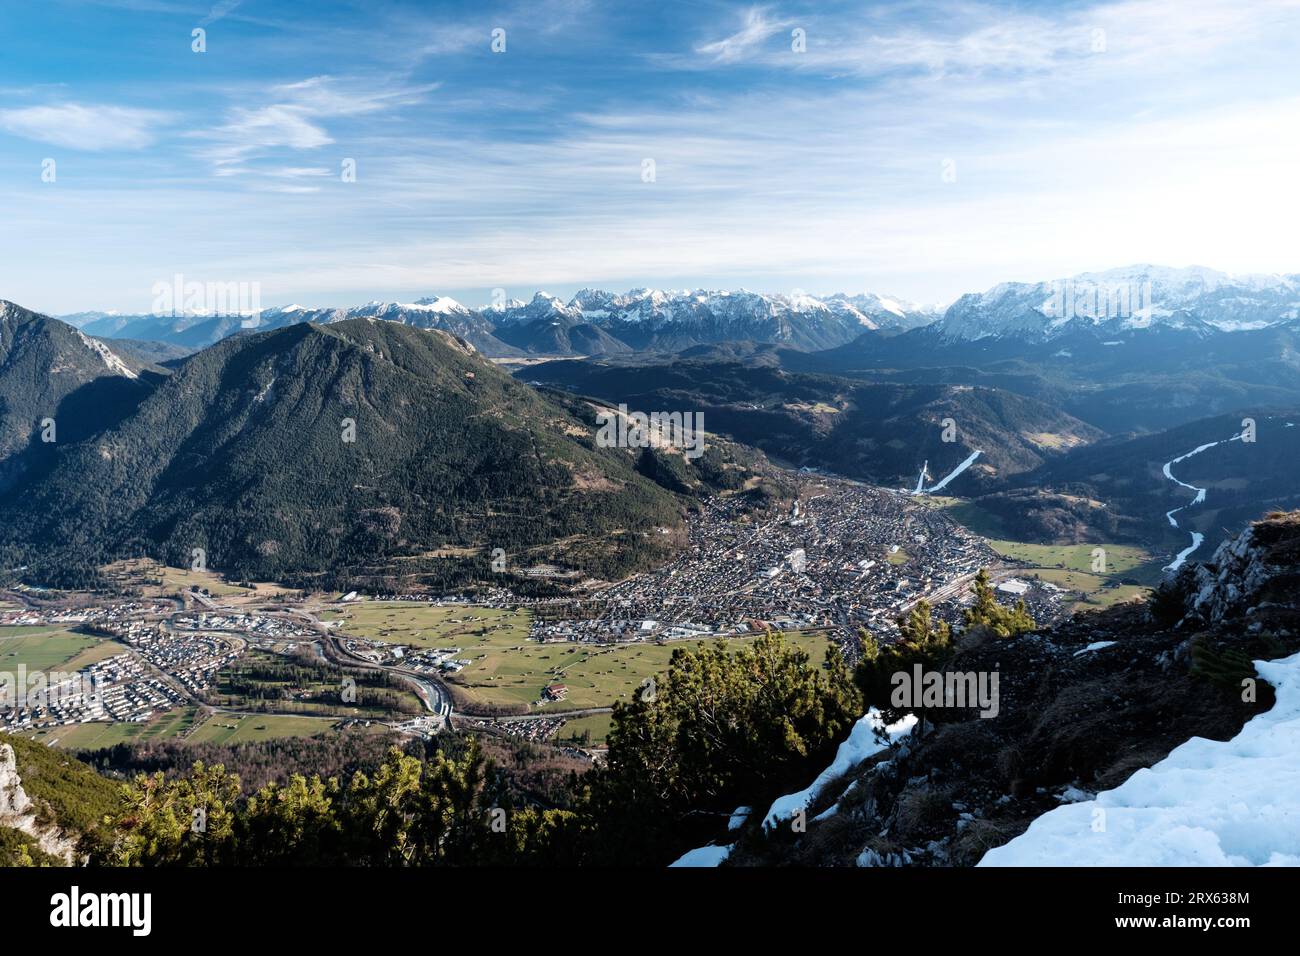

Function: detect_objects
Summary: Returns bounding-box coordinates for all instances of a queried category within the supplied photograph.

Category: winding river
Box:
[1161,428,1247,572]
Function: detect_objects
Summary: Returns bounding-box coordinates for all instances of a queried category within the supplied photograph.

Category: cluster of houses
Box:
[0,600,172,628]
[174,612,315,640]
[88,617,245,697]
[0,652,185,732]
[396,645,473,675]
[456,714,568,744]
[523,481,997,646]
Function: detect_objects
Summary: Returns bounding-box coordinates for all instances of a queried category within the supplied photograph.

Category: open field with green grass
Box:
[924,496,1009,538]
[0,626,110,673]
[61,640,129,671]
[924,497,1161,611]
[188,712,341,744]
[24,706,198,750]
[555,713,613,746]
[448,627,833,712]
[1023,569,1151,611]
[321,603,531,649]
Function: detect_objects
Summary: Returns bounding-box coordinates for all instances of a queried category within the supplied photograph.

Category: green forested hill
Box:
[0,315,711,585]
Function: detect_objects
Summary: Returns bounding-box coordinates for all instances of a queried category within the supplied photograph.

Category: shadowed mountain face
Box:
[775,316,1300,434]
[522,356,1102,492]
[0,313,716,585]
[491,313,632,356]
[982,412,1300,549]
[0,301,156,490]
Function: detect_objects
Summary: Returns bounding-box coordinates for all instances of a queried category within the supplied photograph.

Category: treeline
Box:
[855,569,1034,731]
[89,632,863,867]
[78,730,418,793]
[208,654,422,717]
[57,578,1039,867]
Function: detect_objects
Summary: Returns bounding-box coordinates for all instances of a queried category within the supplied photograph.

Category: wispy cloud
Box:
[686,0,1297,80]
[4,0,1300,313]
[695,5,791,63]
[194,75,438,173]
[0,102,170,150]
[198,0,241,27]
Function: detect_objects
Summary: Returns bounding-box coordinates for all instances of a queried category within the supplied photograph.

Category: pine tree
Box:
[963,568,1035,638]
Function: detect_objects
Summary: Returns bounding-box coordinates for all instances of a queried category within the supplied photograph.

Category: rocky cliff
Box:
[727,510,1300,866]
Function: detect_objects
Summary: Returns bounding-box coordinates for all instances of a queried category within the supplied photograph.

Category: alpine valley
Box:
[3,262,1299,874]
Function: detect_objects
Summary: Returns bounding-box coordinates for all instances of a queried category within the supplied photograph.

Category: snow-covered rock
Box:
[979,651,1300,866]
[668,843,733,867]
[763,709,916,829]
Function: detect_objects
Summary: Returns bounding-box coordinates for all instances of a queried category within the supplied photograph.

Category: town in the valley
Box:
[0,475,1074,752]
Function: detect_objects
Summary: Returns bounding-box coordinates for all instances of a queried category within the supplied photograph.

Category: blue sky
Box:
[2,0,1299,314]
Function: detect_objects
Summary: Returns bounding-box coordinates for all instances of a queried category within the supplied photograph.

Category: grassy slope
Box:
[925,495,1161,610]
[0,732,120,844]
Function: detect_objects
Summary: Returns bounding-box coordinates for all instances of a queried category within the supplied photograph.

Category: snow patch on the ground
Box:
[668,843,733,867]
[1073,641,1116,657]
[76,330,138,379]
[919,451,982,495]
[980,651,1300,866]
[763,708,916,829]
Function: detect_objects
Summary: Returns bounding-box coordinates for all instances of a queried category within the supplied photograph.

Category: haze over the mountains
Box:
[60,264,1300,359]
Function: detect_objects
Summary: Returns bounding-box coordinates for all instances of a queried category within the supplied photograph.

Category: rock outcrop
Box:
[0,742,79,864]
[726,510,1300,867]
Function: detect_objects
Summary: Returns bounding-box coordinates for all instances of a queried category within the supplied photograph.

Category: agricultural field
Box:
[449,627,833,713]
[25,706,198,750]
[321,602,531,649]
[555,713,613,746]
[924,497,1161,611]
[0,626,112,673]
[188,712,341,745]
[982,540,1153,576]
[1024,569,1151,612]
[323,600,834,714]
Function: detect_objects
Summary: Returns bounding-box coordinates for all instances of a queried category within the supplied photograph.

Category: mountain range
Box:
[6,261,1300,584]
[61,265,1300,362]
[66,286,941,357]
[930,264,1300,342]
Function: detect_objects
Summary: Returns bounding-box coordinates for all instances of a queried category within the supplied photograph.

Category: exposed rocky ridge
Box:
[727,510,1300,867]
[1179,511,1300,625]
[0,743,79,864]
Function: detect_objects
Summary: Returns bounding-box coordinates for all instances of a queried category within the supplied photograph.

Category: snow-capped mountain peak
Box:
[414,295,464,309]
[935,264,1300,342]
